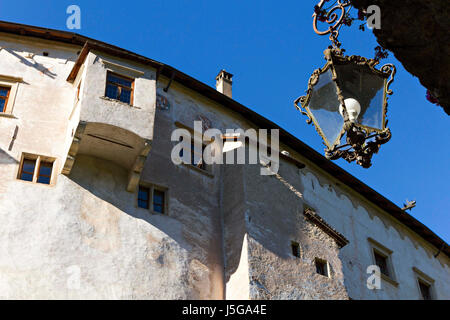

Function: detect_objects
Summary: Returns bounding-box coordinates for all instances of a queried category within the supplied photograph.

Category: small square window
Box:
[138,184,168,215]
[18,154,54,185]
[105,71,134,105]
[291,242,300,258]
[315,258,329,277]
[0,86,11,113]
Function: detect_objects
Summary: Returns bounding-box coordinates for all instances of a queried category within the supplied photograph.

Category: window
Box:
[291,242,300,258]
[137,184,167,214]
[315,258,329,277]
[190,140,206,170]
[37,161,53,184]
[138,186,150,209]
[413,267,435,300]
[418,280,432,300]
[179,137,207,170]
[0,75,21,116]
[18,154,55,185]
[20,159,36,182]
[373,250,390,277]
[368,237,398,286]
[0,86,10,113]
[105,71,134,104]
[173,122,214,175]
[153,189,165,214]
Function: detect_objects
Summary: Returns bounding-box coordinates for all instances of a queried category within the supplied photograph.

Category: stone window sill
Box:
[135,205,168,216]
[182,163,214,178]
[16,179,56,188]
[99,96,141,109]
[381,273,399,287]
[0,112,17,119]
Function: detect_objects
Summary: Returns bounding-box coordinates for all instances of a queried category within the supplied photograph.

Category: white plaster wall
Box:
[0,34,78,180]
[76,52,156,140]
[0,155,202,299]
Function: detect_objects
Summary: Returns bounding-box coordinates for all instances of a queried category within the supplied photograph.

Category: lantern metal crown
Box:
[294,0,396,168]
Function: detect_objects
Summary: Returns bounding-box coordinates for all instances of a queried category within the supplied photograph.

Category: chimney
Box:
[215,69,233,98]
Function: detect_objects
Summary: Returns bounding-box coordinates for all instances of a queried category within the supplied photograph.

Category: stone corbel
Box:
[126,139,152,192]
[62,121,87,175]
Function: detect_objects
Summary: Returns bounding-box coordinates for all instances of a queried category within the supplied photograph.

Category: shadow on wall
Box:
[0,147,18,164]
[3,48,57,79]
[222,160,308,285]
[67,154,191,252]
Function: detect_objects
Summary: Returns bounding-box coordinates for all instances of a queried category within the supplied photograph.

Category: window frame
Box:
[417,279,432,300]
[173,121,215,177]
[76,80,82,102]
[314,258,330,278]
[373,249,390,277]
[413,267,435,300]
[36,160,53,184]
[179,136,210,173]
[189,139,207,170]
[291,241,301,258]
[0,86,11,113]
[17,153,56,186]
[0,74,22,116]
[136,183,168,215]
[105,71,135,105]
[368,237,398,287]
[19,158,36,182]
[152,188,166,214]
[137,185,150,209]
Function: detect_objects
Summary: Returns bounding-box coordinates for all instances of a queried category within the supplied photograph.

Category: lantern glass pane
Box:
[307,69,343,147]
[335,64,386,130]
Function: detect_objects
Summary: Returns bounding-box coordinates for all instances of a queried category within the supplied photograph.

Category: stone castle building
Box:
[0,21,448,299]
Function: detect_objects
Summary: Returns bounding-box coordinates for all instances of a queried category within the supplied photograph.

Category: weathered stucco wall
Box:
[242,161,348,300]
[0,155,198,299]
[159,80,347,300]
[296,166,450,299]
[157,77,449,299]
[0,33,78,186]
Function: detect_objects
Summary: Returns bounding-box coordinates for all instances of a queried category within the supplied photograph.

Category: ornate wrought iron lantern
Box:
[294,0,396,168]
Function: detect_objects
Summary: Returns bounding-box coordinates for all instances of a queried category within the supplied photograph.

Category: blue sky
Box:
[1,1,448,242]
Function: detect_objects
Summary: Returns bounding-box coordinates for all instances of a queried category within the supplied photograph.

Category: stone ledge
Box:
[99,96,142,109]
[0,113,17,119]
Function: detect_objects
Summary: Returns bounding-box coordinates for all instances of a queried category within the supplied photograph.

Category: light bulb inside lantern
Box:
[339,98,361,122]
